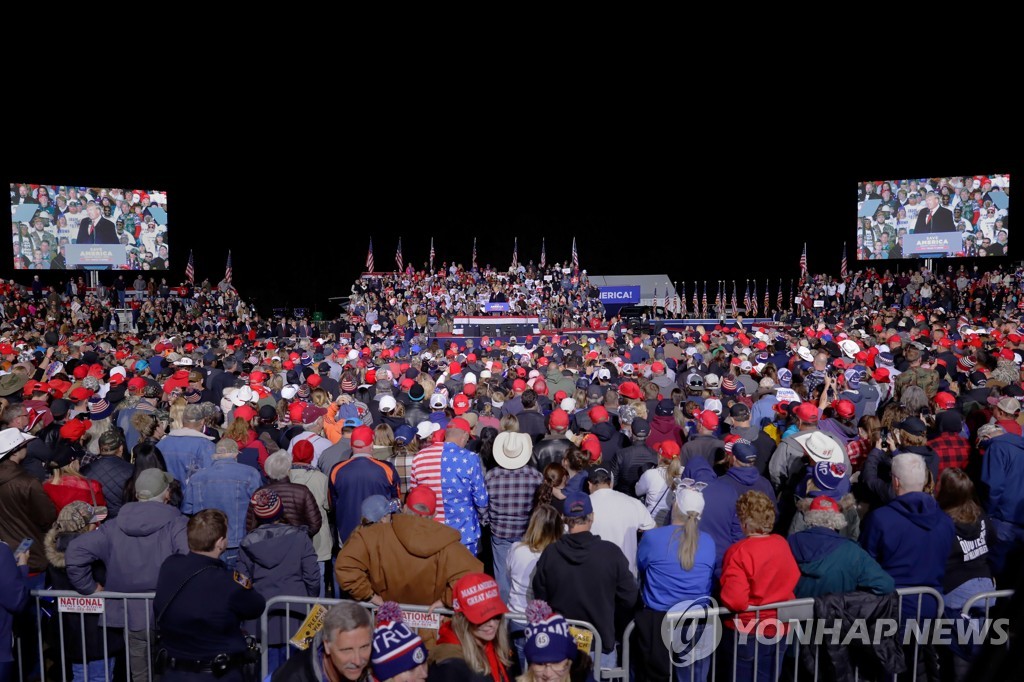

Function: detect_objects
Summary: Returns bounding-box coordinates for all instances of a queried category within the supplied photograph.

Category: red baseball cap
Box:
[452,573,508,625]
[579,433,602,461]
[405,485,437,517]
[589,406,610,424]
[872,368,891,383]
[934,392,957,410]
[351,425,375,448]
[831,399,856,420]
[306,374,322,388]
[69,387,93,403]
[549,409,570,429]
[452,394,470,415]
[233,405,257,421]
[656,441,681,457]
[447,417,472,434]
[794,402,820,423]
[512,379,527,393]
[292,440,315,464]
[697,410,719,430]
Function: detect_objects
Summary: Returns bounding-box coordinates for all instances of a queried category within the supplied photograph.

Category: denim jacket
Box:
[182,459,263,547]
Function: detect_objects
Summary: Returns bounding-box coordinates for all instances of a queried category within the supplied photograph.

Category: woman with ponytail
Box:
[633,481,715,681]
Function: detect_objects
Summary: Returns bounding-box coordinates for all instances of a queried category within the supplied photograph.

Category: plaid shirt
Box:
[484,466,544,540]
[392,452,415,493]
[846,438,872,472]
[928,433,971,475]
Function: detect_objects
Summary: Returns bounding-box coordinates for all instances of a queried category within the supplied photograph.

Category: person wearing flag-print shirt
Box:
[409,417,489,555]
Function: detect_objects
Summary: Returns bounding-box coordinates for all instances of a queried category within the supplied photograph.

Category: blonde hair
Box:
[374,424,395,447]
[225,417,251,444]
[450,612,511,675]
[671,507,701,571]
[500,414,520,433]
[168,397,187,431]
[736,490,775,535]
[131,412,160,441]
[311,388,331,407]
[662,456,681,489]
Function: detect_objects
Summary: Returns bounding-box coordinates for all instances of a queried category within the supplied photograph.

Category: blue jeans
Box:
[490,536,518,604]
[508,620,527,678]
[73,657,115,682]
[723,627,787,682]
[989,517,1024,577]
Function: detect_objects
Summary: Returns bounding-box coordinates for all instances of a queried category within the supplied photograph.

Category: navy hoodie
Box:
[860,492,955,618]
[699,466,777,574]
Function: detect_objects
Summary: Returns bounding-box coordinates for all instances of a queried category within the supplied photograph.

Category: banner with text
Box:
[903,232,964,257]
[67,244,128,267]
[598,286,641,304]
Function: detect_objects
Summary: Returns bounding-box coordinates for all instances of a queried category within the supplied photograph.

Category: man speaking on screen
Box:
[912,191,956,234]
[75,202,119,244]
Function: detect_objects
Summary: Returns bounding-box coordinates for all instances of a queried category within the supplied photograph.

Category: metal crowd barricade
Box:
[17,589,157,682]
[961,589,1014,651]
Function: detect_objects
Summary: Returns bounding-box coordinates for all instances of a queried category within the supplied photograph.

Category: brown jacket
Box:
[245,480,323,537]
[335,513,482,607]
[0,459,58,572]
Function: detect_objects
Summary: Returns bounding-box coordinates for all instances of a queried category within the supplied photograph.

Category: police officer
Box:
[154,509,266,681]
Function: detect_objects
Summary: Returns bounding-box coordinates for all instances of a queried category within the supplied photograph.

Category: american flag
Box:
[777,280,783,311]
[185,250,194,284]
[224,250,232,283]
[692,282,698,317]
[764,279,769,314]
[654,287,658,311]
[701,282,708,318]
[571,236,578,269]
[800,242,808,277]
[743,281,751,314]
[731,281,738,315]
[751,280,758,317]
[681,281,688,316]
[715,281,722,316]
[540,238,546,268]
[662,286,668,312]
[366,238,374,273]
[429,237,435,271]
[511,237,518,270]
[840,242,848,278]
[472,237,477,269]
[395,238,404,272]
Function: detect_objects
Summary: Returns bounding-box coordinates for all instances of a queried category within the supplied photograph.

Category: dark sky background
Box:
[5,122,1021,319]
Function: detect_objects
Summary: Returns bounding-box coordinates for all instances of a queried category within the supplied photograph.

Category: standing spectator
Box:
[635,441,682,525]
[246,451,323,537]
[646,398,683,453]
[288,439,332,595]
[370,602,429,682]
[719,490,800,682]
[44,501,122,681]
[42,421,107,514]
[410,417,489,555]
[533,490,638,671]
[182,438,262,569]
[0,539,30,681]
[608,418,657,497]
[328,425,401,546]
[507,505,564,668]
[66,469,189,682]
[981,427,1024,577]
[239,489,320,674]
[485,431,543,602]
[532,409,573,472]
[80,430,135,520]
[937,468,997,679]
[154,509,267,682]
[335,488,482,632]
[928,410,971,480]
[787,495,893,598]
[429,573,511,682]
[519,600,595,682]
[680,410,724,468]
[159,403,216,485]
[0,428,57,575]
[634,483,715,682]
[586,466,655,577]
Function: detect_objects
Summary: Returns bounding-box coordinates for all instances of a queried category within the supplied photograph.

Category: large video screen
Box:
[11,184,168,270]
[856,175,1009,260]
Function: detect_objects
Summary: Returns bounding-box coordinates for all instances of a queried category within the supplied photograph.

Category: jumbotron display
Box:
[11,183,169,270]
[856,175,1009,259]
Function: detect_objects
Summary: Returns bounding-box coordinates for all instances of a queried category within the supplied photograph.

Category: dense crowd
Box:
[350,261,605,335]
[11,184,170,270]
[0,261,1021,681]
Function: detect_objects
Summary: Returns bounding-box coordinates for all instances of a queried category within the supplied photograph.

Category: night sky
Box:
[5,123,1020,319]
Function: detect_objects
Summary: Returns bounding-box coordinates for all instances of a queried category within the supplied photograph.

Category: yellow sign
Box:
[568,625,592,654]
[290,605,329,650]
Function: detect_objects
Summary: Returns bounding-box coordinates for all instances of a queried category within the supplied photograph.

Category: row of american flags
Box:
[367,237,580,273]
[184,250,231,285]
[652,279,797,317]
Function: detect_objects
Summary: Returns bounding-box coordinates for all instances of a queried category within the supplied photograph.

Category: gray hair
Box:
[264,451,292,481]
[899,386,928,416]
[892,453,927,493]
[322,601,372,641]
[214,438,239,458]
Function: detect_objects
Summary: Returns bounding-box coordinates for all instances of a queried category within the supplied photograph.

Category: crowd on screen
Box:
[11,184,170,271]
[0,258,1020,681]
[856,175,1009,259]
